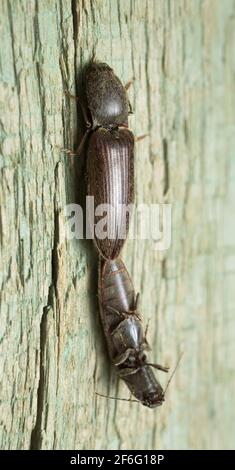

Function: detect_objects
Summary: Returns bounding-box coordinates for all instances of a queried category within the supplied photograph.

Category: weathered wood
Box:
[0,0,235,450]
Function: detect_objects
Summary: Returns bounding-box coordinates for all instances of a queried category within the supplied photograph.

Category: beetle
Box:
[68,62,135,260]
[98,257,169,408]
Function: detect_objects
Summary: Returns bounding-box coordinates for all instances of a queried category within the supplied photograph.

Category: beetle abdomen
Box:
[99,258,135,323]
[98,258,141,361]
[87,128,134,260]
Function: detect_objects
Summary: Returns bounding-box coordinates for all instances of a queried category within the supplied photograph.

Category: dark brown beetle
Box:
[98,257,169,408]
[77,62,135,260]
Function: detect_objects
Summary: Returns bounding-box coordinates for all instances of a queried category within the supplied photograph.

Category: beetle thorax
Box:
[85,62,129,128]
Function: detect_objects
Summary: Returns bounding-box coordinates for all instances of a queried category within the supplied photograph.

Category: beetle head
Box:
[141,386,165,408]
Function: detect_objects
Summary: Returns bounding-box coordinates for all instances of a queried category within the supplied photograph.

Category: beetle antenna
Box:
[164,352,184,395]
[95,392,139,403]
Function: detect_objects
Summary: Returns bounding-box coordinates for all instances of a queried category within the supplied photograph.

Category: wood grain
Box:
[0,0,235,450]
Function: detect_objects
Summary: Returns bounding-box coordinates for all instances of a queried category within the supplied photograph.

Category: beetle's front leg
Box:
[114,348,135,366]
[135,134,148,142]
[60,128,91,157]
[124,78,134,115]
[125,78,134,91]
[147,362,169,373]
[64,90,91,128]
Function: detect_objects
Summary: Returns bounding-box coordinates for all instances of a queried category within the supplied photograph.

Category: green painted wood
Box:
[0,0,235,450]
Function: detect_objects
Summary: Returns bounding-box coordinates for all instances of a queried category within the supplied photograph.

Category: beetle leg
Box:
[134,293,140,310]
[128,294,141,318]
[128,100,134,115]
[135,134,149,142]
[125,78,134,91]
[128,309,141,322]
[140,318,151,351]
[146,362,169,373]
[64,90,92,128]
[124,79,134,114]
[114,348,134,366]
[118,367,140,377]
[74,128,91,154]
[106,305,126,319]
[64,90,78,100]
[61,128,91,157]
[141,340,151,352]
[59,147,79,156]
[144,318,150,339]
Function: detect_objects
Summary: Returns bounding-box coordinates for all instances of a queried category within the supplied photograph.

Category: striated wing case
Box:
[87,127,134,259]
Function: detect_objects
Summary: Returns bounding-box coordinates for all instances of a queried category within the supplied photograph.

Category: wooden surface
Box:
[0,0,235,450]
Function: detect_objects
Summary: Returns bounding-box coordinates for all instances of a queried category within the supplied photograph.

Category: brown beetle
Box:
[98,257,169,408]
[76,62,135,260]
